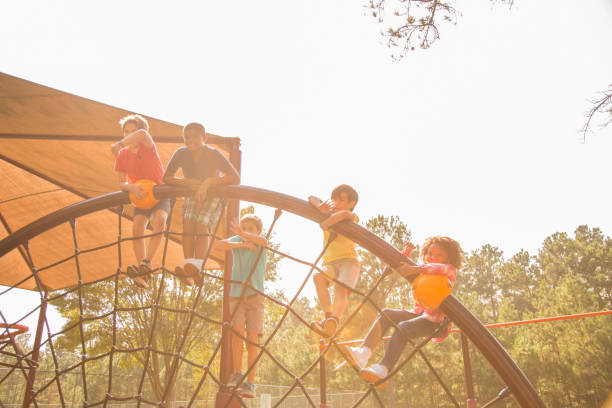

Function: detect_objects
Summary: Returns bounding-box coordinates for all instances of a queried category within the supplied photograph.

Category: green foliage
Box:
[12,220,611,407]
[49,274,223,402]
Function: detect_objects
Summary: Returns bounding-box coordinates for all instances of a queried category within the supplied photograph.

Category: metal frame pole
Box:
[215,141,242,408]
[461,333,477,408]
[23,292,47,408]
[319,340,327,408]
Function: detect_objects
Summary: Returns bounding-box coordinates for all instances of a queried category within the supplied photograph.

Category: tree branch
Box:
[367,0,514,59]
[582,84,612,142]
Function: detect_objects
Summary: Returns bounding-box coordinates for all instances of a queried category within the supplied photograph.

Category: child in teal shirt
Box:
[213,215,267,399]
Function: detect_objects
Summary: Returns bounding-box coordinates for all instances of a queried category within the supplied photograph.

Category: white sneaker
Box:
[360,364,389,388]
[184,258,204,286]
[341,346,370,369]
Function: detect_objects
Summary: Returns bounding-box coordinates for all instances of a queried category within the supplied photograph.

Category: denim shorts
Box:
[133,198,171,219]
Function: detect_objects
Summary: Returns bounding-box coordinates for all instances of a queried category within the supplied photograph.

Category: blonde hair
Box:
[240,215,263,234]
[421,236,465,270]
[119,114,149,132]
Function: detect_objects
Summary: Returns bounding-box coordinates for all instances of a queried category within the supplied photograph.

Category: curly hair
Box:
[421,236,465,270]
[119,114,149,132]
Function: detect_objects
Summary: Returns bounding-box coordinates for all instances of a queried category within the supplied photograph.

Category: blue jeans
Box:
[362,308,443,369]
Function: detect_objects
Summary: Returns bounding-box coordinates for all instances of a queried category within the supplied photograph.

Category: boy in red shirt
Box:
[111,114,171,288]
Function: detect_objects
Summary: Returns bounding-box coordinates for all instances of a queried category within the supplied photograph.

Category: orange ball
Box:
[129,179,159,210]
[412,273,452,309]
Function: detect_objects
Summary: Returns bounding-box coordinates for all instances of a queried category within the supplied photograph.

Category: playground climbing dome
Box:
[0,185,546,408]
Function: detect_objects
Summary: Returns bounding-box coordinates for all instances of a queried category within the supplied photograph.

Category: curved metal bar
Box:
[0,184,545,408]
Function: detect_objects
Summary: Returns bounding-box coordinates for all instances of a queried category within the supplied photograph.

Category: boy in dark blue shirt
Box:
[163,122,240,285]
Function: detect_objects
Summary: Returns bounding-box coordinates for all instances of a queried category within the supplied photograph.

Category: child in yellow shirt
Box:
[309,184,360,338]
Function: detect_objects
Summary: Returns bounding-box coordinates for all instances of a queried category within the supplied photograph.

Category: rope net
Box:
[0,193,508,407]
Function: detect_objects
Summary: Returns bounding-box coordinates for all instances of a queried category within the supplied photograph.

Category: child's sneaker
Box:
[239,382,256,399]
[311,316,338,338]
[341,345,370,369]
[184,260,204,286]
[139,259,153,276]
[360,364,389,388]
[139,259,153,283]
[174,265,194,286]
[227,372,243,388]
[126,265,148,289]
[174,264,188,277]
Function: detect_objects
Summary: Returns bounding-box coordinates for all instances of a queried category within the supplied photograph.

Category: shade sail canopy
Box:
[0,72,240,291]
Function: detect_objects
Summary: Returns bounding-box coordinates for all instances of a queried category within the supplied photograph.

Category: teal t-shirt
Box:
[229,235,267,298]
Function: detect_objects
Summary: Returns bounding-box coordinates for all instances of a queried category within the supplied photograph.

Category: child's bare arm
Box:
[230,222,268,247]
[320,210,356,230]
[401,242,416,257]
[395,263,457,281]
[162,170,202,189]
[110,129,154,156]
[193,170,240,202]
[213,239,256,252]
[204,167,240,188]
[395,262,422,278]
[116,172,146,199]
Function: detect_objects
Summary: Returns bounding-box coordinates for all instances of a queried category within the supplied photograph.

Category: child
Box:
[213,215,268,399]
[310,184,360,338]
[163,122,240,285]
[111,114,170,288]
[341,236,464,387]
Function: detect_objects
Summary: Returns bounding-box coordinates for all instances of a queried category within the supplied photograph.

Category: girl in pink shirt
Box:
[341,236,464,387]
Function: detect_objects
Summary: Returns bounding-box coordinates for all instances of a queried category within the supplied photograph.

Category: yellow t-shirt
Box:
[322,213,359,264]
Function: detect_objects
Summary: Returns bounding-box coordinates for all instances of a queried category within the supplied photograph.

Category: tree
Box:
[366,0,514,60]
[366,2,612,137]
[50,277,222,403]
[457,244,505,322]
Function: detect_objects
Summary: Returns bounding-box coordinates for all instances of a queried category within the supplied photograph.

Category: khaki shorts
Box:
[229,294,265,335]
[323,258,360,289]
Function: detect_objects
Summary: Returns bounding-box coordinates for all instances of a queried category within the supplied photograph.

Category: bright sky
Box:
[2,1,612,335]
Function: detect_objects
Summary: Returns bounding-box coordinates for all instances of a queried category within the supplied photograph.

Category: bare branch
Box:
[582,84,612,142]
[367,0,514,60]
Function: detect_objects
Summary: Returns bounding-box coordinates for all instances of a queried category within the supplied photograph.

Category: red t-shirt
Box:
[114,143,164,184]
